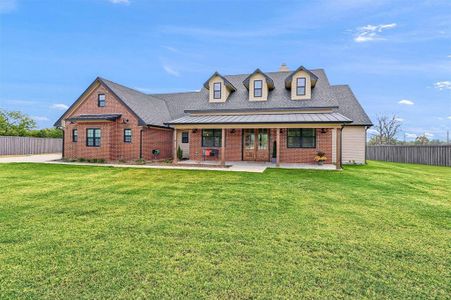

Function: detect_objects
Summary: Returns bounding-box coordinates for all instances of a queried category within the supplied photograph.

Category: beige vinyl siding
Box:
[177,131,190,159]
[290,70,312,100]
[208,76,230,103]
[248,73,269,101]
[342,126,366,164]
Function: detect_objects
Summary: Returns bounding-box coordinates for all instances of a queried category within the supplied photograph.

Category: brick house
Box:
[54,64,372,168]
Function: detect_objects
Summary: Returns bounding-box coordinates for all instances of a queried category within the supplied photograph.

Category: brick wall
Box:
[277,128,332,163]
[63,82,174,161]
[187,128,332,163]
[142,127,173,160]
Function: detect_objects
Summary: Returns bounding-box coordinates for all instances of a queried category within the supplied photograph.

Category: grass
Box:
[0,161,449,299]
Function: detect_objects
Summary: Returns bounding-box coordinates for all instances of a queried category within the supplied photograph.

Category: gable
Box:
[54,78,143,127]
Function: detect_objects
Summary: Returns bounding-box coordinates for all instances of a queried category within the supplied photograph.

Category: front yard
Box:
[0,161,449,299]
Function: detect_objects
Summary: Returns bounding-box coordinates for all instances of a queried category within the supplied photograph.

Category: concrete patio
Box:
[0,154,338,173]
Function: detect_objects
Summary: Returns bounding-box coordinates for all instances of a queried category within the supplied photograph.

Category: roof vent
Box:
[279,63,290,72]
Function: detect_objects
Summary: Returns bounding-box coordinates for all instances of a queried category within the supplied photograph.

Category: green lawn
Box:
[0,162,449,299]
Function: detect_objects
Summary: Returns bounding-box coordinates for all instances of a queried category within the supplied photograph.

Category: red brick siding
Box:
[142,127,173,160]
[225,129,242,161]
[64,122,113,160]
[63,83,174,161]
[277,128,332,163]
[187,128,332,163]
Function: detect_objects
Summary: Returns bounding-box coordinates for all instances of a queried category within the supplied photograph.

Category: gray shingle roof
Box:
[99,78,171,127]
[331,85,373,126]
[55,68,372,128]
[152,69,338,119]
[166,112,352,125]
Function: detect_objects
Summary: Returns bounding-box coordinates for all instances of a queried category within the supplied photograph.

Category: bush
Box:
[177,146,183,160]
[78,158,86,162]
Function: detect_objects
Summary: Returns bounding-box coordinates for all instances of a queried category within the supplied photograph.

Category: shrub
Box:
[78,158,86,162]
[177,146,183,160]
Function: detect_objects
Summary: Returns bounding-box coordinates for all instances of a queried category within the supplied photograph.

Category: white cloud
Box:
[50,103,69,110]
[424,132,434,138]
[162,65,180,77]
[395,117,404,122]
[109,0,129,4]
[162,46,179,53]
[448,55,451,58]
[354,23,397,42]
[448,116,451,120]
[405,133,417,139]
[367,129,379,134]
[32,116,49,121]
[433,81,451,90]
[398,99,414,105]
[0,0,16,13]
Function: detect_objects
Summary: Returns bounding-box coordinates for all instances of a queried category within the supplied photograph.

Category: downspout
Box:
[364,126,368,164]
[61,127,65,159]
[139,129,143,159]
[339,125,344,169]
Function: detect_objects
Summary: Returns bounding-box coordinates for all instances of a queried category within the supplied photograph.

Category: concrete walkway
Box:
[0,154,338,173]
[0,153,62,163]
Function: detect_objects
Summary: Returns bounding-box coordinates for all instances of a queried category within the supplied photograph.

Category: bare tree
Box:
[370,114,402,145]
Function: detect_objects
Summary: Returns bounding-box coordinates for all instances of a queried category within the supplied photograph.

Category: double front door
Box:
[243,129,269,161]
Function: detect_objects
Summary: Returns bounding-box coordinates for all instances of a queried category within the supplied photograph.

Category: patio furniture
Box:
[202,148,219,161]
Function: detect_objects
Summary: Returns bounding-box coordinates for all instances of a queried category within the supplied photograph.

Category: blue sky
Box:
[0,0,450,141]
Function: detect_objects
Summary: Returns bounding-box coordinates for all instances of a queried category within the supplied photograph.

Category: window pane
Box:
[244,129,255,149]
[214,82,221,91]
[258,129,268,149]
[301,128,315,137]
[302,137,315,147]
[87,138,94,146]
[94,129,101,137]
[203,129,213,137]
[287,136,301,148]
[182,132,189,143]
[254,88,262,97]
[254,80,262,89]
[297,87,305,95]
[87,129,93,137]
[94,138,101,147]
[287,129,301,137]
[98,94,105,100]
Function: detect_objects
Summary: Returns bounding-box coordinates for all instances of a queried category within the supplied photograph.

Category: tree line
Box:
[0,109,62,138]
[368,114,447,145]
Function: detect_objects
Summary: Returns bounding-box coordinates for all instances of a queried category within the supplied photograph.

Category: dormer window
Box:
[285,66,318,100]
[213,82,221,99]
[296,78,306,96]
[254,80,262,98]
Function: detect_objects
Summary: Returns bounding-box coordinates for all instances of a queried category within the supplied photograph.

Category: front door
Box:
[243,129,269,161]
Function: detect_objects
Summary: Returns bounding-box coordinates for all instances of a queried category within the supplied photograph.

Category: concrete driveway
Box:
[0,153,62,163]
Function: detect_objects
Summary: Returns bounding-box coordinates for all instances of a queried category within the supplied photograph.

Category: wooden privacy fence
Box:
[367,145,451,167]
[0,136,62,155]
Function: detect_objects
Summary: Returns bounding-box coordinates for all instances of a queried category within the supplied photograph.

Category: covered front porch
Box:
[172,124,344,170]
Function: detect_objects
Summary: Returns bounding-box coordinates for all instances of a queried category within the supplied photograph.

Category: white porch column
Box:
[336,127,342,169]
[173,128,178,164]
[276,128,280,167]
[220,128,225,166]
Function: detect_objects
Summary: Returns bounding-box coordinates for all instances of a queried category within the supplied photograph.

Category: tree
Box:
[415,134,430,145]
[28,128,63,138]
[0,109,37,136]
[370,115,402,145]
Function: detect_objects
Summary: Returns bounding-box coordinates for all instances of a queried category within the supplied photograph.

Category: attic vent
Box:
[279,63,290,72]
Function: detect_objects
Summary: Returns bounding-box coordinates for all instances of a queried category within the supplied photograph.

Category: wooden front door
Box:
[242,129,269,161]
